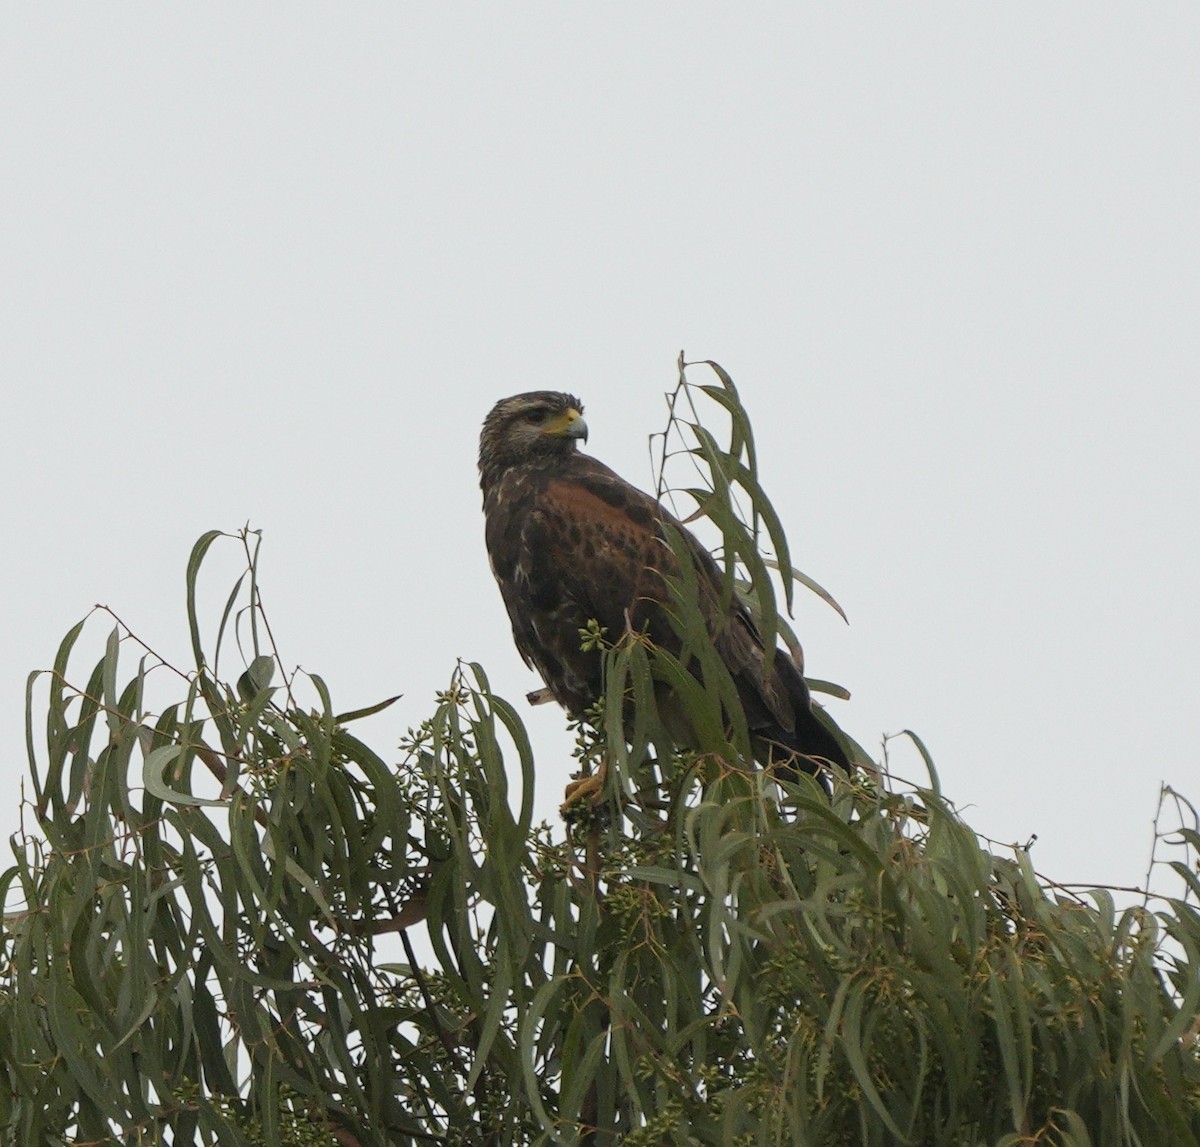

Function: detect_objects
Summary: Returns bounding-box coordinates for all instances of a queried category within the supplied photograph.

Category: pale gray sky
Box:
[2,7,1197,891]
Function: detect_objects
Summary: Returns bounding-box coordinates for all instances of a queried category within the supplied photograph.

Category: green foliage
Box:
[3,361,1199,1145]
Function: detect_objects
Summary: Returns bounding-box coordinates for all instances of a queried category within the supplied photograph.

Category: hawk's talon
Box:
[560,762,607,819]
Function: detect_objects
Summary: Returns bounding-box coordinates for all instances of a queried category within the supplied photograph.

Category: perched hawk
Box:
[479,391,849,788]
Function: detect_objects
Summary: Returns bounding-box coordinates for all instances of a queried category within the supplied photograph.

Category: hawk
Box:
[479,391,849,795]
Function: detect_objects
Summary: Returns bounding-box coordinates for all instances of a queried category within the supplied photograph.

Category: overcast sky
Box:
[2,7,1197,893]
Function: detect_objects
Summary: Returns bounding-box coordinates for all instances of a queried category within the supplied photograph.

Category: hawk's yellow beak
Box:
[544,408,588,442]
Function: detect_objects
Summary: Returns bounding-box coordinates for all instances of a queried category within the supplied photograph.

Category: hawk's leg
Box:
[560,758,608,818]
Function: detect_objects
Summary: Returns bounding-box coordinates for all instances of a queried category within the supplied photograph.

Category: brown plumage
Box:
[479,390,849,781]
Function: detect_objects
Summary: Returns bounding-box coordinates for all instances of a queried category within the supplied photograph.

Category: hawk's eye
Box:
[522,410,547,425]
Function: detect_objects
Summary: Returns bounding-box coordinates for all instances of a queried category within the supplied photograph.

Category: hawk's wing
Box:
[489,454,806,744]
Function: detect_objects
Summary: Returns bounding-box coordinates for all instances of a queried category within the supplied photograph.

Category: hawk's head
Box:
[479,391,588,489]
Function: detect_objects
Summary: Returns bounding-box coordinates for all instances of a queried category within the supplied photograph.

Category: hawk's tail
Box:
[754,701,852,792]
